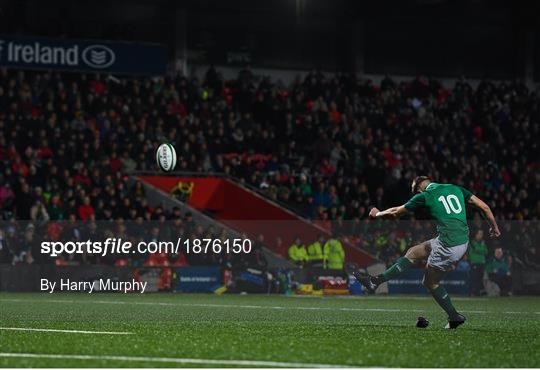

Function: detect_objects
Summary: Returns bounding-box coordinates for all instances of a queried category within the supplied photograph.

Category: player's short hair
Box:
[411,176,431,194]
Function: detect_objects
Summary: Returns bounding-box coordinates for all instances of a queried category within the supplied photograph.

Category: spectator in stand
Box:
[468,230,489,296]
[307,235,325,267]
[323,237,345,270]
[487,247,512,296]
[245,234,268,270]
[456,255,471,272]
[0,182,14,212]
[0,228,9,263]
[30,199,50,222]
[288,237,308,267]
[77,196,94,221]
[48,195,65,220]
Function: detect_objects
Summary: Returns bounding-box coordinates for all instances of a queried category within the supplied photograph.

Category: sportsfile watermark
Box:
[0,220,256,259]
[1,219,534,261]
[41,237,252,257]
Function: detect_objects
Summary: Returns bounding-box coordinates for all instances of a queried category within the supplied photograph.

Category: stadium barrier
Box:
[2,264,538,295]
[387,269,469,295]
[175,266,222,293]
[512,268,540,295]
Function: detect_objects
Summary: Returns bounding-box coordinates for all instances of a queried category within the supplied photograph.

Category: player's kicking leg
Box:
[354,240,431,293]
[423,266,466,329]
[357,236,468,329]
[422,238,469,328]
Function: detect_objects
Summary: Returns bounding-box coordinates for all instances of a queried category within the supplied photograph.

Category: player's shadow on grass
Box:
[346,323,417,331]
[347,323,518,335]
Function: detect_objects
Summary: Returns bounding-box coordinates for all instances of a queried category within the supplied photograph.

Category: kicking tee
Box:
[404,183,473,247]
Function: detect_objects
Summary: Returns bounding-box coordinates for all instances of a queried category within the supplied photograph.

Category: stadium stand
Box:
[0,67,538,274]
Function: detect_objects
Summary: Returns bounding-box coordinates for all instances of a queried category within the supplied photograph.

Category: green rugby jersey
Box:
[404,183,473,247]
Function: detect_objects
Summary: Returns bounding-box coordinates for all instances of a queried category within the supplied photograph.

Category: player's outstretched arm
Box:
[468,195,501,237]
[369,205,408,220]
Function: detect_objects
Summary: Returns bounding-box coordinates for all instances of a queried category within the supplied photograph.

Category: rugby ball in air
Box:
[156,143,177,172]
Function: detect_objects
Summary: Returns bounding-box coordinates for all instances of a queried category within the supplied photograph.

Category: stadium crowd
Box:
[0,66,539,282]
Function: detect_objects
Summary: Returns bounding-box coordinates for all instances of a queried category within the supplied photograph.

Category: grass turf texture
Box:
[1,293,539,368]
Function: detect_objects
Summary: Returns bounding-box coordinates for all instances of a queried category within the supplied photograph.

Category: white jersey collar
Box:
[425,183,436,191]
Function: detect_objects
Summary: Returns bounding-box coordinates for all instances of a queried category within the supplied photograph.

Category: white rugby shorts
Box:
[427,237,468,272]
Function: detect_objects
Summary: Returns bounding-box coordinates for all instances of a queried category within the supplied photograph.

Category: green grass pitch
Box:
[1,293,539,368]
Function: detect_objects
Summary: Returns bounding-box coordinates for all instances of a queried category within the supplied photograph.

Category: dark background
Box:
[1,0,539,79]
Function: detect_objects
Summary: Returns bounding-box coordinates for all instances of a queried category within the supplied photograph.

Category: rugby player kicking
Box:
[356,176,501,329]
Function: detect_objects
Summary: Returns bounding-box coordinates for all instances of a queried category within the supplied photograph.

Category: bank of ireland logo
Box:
[82,44,115,69]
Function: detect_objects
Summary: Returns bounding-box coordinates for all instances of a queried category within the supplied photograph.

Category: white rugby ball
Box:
[156,143,177,172]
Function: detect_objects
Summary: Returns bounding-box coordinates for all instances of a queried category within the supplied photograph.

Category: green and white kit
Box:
[405,183,473,271]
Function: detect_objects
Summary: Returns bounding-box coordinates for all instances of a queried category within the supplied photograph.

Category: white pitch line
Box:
[505,311,540,315]
[0,352,350,368]
[303,295,490,302]
[75,300,540,316]
[460,310,488,314]
[90,300,429,313]
[1,298,539,316]
[0,298,423,313]
[0,327,133,335]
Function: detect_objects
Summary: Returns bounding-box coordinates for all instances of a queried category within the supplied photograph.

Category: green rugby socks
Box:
[431,285,458,316]
[380,257,413,282]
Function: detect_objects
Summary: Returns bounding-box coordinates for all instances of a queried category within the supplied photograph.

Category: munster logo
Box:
[82,45,115,68]
[170,181,194,203]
